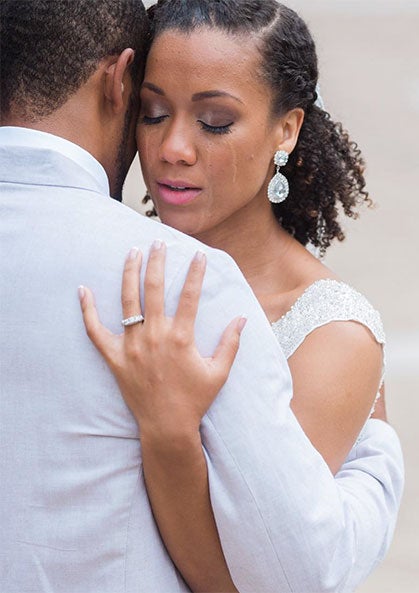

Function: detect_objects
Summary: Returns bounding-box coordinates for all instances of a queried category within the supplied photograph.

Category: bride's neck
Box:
[193,203,334,322]
[194,207,296,296]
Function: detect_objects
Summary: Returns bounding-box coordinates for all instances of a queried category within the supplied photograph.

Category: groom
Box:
[0,1,403,592]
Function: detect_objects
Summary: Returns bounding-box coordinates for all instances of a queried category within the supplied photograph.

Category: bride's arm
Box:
[79,244,403,593]
[288,321,384,474]
[79,243,240,593]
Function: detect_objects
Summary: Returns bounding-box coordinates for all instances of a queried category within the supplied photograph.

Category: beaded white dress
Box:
[271,279,385,413]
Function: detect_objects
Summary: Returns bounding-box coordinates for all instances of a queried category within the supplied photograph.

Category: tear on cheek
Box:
[226,142,239,184]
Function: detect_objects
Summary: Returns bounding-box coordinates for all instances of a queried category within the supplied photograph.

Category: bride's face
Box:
[136,28,284,239]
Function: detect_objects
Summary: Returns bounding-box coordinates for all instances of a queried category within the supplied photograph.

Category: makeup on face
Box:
[137,29,281,238]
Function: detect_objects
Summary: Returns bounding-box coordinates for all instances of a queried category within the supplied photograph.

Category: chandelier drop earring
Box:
[267,150,289,204]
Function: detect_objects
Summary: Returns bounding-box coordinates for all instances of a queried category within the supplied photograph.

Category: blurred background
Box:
[123,1,419,590]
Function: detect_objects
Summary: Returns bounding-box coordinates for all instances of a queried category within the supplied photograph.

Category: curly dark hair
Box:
[142,0,371,254]
[0,0,149,122]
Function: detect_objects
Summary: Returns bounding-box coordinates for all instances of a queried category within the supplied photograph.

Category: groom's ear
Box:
[104,48,135,114]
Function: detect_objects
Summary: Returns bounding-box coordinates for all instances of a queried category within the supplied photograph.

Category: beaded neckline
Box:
[272,278,344,326]
[270,278,386,420]
[271,278,385,361]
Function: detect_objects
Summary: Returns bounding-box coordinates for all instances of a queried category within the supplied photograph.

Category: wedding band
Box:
[121,314,144,327]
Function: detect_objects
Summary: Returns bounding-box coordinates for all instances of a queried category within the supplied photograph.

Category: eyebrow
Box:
[192,90,243,104]
[141,82,243,104]
[142,82,165,95]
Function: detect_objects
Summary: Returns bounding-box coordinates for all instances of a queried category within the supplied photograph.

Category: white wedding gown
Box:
[271,278,385,415]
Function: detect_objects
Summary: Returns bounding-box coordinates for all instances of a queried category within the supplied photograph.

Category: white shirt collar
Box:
[0,126,110,196]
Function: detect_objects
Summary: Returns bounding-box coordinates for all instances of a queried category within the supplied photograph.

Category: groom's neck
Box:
[2,92,103,165]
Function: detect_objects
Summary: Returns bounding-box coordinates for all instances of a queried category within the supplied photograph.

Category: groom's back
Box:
[0,137,194,592]
[0,2,189,587]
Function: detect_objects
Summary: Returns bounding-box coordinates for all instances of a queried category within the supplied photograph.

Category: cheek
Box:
[205,140,246,191]
[224,140,270,194]
[245,137,275,183]
[227,128,272,182]
[204,151,261,216]
[137,128,156,180]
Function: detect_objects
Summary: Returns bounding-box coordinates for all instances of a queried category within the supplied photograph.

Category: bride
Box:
[79,1,402,591]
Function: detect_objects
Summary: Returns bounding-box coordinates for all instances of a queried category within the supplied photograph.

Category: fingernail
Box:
[128,247,139,260]
[78,285,85,301]
[152,239,164,251]
[237,317,247,333]
[194,250,206,263]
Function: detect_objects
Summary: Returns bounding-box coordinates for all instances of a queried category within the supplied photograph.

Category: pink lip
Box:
[156,179,203,206]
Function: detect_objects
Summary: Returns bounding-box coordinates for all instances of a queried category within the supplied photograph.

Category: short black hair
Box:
[0,0,149,121]
[144,0,370,254]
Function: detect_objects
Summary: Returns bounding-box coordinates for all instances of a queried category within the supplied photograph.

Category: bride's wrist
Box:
[140,420,202,454]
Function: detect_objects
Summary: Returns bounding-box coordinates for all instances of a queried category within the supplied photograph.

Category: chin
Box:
[157,212,200,237]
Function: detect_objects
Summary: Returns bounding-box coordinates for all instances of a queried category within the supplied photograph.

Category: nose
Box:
[158,119,197,166]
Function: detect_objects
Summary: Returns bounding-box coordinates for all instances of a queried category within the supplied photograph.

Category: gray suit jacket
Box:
[0,128,403,593]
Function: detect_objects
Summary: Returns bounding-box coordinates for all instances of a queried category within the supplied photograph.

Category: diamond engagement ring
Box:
[121,315,145,327]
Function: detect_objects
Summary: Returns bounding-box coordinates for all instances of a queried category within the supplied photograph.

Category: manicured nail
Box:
[237,316,247,332]
[128,247,139,261]
[152,239,164,251]
[78,285,86,301]
[194,250,206,264]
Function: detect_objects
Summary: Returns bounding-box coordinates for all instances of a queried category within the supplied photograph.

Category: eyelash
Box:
[142,115,167,125]
[199,121,233,135]
[141,115,233,136]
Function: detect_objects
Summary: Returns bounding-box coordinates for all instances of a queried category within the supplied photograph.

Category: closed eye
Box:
[141,115,168,125]
[199,121,233,135]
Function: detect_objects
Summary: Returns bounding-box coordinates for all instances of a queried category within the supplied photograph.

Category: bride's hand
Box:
[78,241,246,437]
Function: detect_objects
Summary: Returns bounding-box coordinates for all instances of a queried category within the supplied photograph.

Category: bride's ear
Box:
[273,108,305,155]
[104,48,135,114]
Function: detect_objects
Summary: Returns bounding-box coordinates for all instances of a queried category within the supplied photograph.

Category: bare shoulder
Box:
[288,319,384,473]
[290,319,383,377]
[285,285,385,473]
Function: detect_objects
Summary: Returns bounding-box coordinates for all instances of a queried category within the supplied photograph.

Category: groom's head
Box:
[0,0,149,200]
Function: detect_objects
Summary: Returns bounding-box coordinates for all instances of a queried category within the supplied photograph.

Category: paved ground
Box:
[124,2,419,590]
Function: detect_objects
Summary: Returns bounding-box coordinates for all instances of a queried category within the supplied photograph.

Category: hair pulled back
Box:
[144,0,370,253]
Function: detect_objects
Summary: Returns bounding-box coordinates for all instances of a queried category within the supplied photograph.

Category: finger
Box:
[78,285,116,359]
[121,247,143,324]
[143,240,166,320]
[212,316,247,380]
[174,251,206,332]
